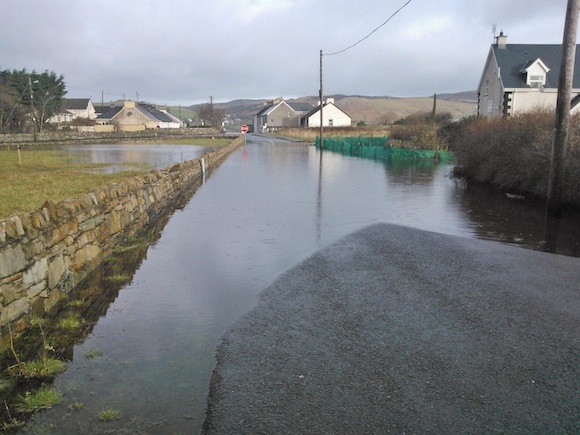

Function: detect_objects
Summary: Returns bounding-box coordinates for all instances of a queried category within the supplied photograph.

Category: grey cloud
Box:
[0,0,576,105]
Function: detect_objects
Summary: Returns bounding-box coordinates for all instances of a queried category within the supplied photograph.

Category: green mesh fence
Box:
[315,136,453,163]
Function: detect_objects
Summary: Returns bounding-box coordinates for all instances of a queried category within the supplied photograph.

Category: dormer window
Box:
[529,75,544,88]
[521,58,550,88]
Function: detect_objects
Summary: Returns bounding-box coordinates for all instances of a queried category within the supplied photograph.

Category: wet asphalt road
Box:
[203,223,579,433]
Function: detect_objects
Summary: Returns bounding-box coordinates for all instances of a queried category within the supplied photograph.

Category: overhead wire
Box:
[325,0,413,56]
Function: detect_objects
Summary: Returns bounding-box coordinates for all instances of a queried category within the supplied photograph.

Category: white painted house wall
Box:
[305,103,351,128]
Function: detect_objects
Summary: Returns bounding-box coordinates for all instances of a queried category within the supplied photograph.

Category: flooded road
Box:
[22,135,579,433]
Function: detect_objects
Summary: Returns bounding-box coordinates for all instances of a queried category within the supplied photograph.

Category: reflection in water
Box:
[59,143,219,172]
[11,136,579,433]
[457,181,580,256]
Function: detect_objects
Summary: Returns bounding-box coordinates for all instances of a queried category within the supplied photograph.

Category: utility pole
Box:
[319,49,324,149]
[432,93,437,119]
[546,0,579,217]
[28,76,37,142]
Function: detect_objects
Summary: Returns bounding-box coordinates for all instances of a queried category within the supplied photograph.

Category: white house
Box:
[301,98,351,128]
[477,32,580,117]
[47,98,97,123]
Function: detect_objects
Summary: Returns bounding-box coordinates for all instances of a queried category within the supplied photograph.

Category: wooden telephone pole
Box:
[319,49,324,149]
[547,0,579,217]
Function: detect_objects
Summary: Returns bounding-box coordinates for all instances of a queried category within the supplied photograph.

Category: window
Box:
[484,80,489,96]
[329,119,334,127]
[529,75,544,88]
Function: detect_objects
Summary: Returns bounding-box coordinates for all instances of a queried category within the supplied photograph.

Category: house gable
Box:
[303,101,351,127]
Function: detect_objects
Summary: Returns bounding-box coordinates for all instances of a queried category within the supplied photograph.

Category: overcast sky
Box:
[1,0,577,105]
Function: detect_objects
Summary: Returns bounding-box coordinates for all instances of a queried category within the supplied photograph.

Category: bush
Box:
[390,122,440,149]
[451,109,580,206]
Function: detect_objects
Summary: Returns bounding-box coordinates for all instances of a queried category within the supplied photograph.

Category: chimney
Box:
[326,97,334,105]
[495,30,507,49]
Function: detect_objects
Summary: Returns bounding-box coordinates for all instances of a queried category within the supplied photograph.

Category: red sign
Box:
[241,124,249,133]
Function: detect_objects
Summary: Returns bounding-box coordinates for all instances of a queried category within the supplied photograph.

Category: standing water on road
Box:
[21,135,579,433]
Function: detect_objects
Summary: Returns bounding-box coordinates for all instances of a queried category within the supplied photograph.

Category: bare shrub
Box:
[452,109,580,206]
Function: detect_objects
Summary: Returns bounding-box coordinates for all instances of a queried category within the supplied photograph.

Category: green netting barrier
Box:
[315,136,453,163]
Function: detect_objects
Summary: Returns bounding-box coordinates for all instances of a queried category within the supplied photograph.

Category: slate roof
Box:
[493,44,580,89]
[96,103,179,123]
[139,105,177,123]
[255,104,274,117]
[96,106,122,119]
[288,102,314,112]
[63,98,91,110]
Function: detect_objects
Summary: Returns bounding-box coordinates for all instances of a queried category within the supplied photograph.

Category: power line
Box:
[325,0,413,56]
[66,84,125,99]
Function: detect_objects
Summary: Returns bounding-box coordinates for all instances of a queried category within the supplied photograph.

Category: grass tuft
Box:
[106,274,130,283]
[57,314,83,330]
[98,408,121,421]
[0,378,13,393]
[14,386,62,413]
[85,350,103,359]
[68,401,84,411]
[13,357,66,379]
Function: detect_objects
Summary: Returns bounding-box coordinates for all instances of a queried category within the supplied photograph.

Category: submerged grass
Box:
[98,408,121,421]
[14,386,62,413]
[84,350,103,359]
[0,148,148,219]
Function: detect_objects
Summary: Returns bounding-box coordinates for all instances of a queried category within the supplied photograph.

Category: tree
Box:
[377,111,397,125]
[198,97,225,130]
[0,69,66,133]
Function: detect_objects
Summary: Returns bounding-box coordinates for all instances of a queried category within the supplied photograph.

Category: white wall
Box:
[510,90,580,115]
[307,104,351,127]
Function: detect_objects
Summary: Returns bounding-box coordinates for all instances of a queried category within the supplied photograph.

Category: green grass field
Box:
[0,149,150,220]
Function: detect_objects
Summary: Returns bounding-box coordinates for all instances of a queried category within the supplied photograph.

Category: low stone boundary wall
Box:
[0,136,244,339]
[0,128,223,146]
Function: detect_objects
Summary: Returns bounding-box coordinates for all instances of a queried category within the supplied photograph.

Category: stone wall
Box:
[0,136,244,340]
[0,128,223,146]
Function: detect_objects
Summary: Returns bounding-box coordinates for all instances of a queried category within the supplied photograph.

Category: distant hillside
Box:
[185,91,477,125]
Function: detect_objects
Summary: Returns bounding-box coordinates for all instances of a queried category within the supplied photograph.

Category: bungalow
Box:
[47,98,97,123]
[301,98,352,128]
[477,32,580,117]
[95,100,182,131]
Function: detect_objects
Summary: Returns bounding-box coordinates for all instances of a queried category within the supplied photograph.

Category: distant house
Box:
[47,98,97,123]
[301,98,351,128]
[477,32,580,117]
[253,99,302,133]
[95,100,182,131]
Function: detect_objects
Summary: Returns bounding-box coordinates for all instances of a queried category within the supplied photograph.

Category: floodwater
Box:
[58,143,219,172]
[20,135,580,433]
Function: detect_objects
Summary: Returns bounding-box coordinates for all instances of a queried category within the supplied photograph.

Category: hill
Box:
[182,91,477,126]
